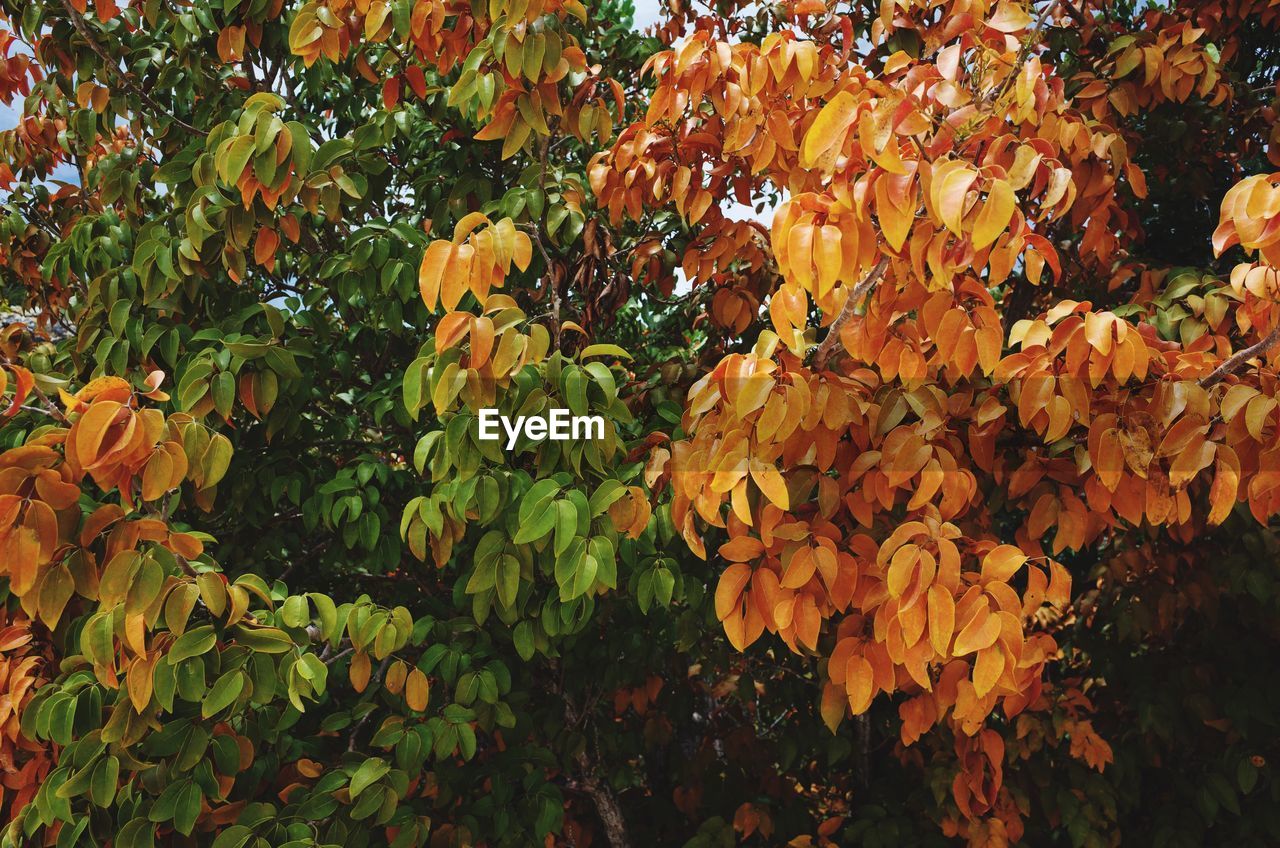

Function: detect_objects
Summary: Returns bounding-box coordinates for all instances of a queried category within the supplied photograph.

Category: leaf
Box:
[513,498,557,544]
[820,682,846,733]
[936,164,977,236]
[800,90,857,169]
[202,669,246,717]
[987,0,1033,31]
[715,563,751,621]
[406,667,429,711]
[972,179,1015,249]
[845,655,874,714]
[980,545,1027,584]
[349,758,390,799]
[953,606,1001,655]
[419,241,454,312]
[749,459,789,509]
[972,646,1003,697]
[168,625,217,664]
[90,756,120,807]
[927,584,955,655]
[173,781,202,836]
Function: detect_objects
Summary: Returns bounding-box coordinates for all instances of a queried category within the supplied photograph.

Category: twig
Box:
[520,223,562,349]
[1200,324,1280,388]
[27,380,70,424]
[983,1,1060,106]
[811,256,889,371]
[57,0,206,136]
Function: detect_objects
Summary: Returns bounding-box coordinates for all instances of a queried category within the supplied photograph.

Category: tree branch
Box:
[811,256,889,371]
[983,0,1060,107]
[564,698,631,848]
[1200,324,1280,388]
[57,0,206,137]
[519,223,562,350]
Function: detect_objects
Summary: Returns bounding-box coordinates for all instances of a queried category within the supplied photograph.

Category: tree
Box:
[1,0,1279,844]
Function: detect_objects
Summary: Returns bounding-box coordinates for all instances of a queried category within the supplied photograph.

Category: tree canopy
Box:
[1,0,1280,845]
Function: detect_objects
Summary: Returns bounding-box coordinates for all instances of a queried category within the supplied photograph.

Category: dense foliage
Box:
[1,0,1279,845]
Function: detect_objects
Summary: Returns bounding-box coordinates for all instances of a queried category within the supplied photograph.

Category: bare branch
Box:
[811,256,890,371]
[1200,324,1280,388]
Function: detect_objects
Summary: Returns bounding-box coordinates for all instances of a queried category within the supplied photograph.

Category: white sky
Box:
[632,0,666,30]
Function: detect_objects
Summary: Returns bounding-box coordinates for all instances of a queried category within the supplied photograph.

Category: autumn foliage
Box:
[1,0,1280,845]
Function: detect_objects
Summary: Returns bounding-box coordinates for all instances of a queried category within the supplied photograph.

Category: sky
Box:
[631,0,666,30]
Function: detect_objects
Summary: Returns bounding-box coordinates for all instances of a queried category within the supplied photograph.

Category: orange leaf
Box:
[927,584,955,655]
[845,654,874,714]
[980,545,1027,585]
[715,563,752,621]
[972,645,1004,697]
[954,605,1000,655]
[254,226,280,269]
[349,650,372,692]
[418,240,453,312]
[406,667,429,711]
[719,536,765,561]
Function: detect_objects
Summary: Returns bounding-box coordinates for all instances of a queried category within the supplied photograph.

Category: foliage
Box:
[1,0,1280,846]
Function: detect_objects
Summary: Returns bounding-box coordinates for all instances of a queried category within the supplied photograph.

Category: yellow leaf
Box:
[749,458,790,509]
[972,180,1015,249]
[937,164,977,236]
[800,90,858,170]
[820,681,846,733]
[987,0,1033,32]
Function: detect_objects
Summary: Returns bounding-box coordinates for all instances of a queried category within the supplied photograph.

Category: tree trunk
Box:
[575,749,631,848]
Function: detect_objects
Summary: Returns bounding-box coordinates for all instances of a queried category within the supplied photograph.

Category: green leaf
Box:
[220,135,255,184]
[349,757,390,799]
[578,344,632,360]
[513,498,557,545]
[202,669,246,717]
[589,480,626,516]
[553,500,578,557]
[513,620,535,661]
[115,819,157,848]
[89,755,119,807]
[1238,760,1258,795]
[497,554,520,608]
[167,625,217,664]
[232,625,296,653]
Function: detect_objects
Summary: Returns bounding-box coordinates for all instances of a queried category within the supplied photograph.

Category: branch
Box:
[811,256,889,371]
[519,223,562,350]
[983,1,1060,107]
[27,380,70,424]
[57,0,206,137]
[564,698,631,848]
[1199,324,1280,388]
